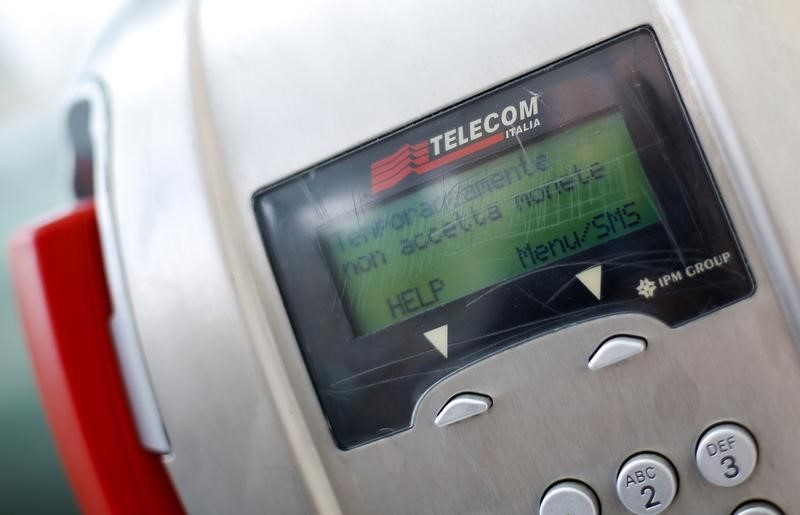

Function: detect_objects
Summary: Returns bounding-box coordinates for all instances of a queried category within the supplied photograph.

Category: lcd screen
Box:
[254,28,753,449]
[321,111,662,335]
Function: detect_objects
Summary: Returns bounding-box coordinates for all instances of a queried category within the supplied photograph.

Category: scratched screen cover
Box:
[254,28,753,449]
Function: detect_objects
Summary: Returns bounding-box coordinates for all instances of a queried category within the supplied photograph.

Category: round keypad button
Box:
[732,500,783,515]
[695,423,757,487]
[616,453,677,514]
[539,481,599,515]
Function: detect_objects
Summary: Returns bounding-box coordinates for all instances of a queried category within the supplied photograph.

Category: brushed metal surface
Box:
[85,0,800,513]
[86,2,317,513]
[80,80,172,454]
[659,0,800,343]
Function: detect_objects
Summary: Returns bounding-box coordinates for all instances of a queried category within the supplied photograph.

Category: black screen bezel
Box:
[253,27,754,449]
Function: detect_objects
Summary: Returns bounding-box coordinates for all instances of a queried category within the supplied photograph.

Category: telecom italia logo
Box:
[370,94,541,194]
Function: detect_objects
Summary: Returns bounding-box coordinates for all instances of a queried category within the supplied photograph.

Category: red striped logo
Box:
[370,133,504,194]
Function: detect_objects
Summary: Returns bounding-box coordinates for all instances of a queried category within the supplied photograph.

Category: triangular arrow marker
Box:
[576,265,602,300]
[424,324,448,358]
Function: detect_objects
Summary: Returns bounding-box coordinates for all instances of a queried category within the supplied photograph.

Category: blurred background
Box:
[0,1,127,512]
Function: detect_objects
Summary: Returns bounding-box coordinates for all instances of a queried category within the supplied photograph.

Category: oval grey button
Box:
[616,453,677,514]
[695,423,757,487]
[588,335,647,370]
[434,393,492,427]
[732,501,783,515]
[540,481,599,515]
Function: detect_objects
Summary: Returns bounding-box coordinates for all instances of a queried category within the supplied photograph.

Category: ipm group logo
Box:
[370,94,540,194]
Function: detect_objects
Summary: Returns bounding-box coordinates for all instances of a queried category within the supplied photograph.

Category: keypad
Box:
[538,421,783,513]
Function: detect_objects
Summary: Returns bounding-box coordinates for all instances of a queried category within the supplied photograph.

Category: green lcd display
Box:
[320,111,663,336]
